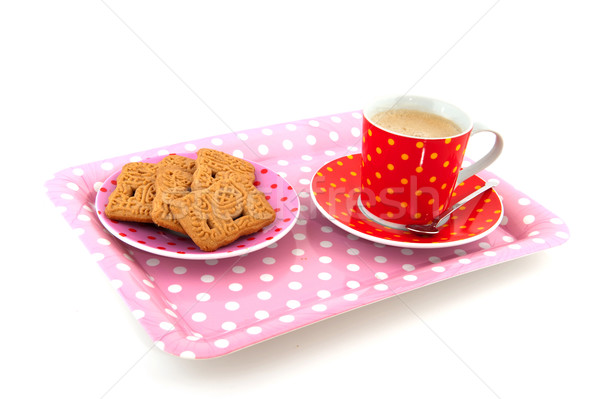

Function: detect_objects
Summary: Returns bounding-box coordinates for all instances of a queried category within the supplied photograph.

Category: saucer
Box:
[96,154,299,260]
[310,154,503,249]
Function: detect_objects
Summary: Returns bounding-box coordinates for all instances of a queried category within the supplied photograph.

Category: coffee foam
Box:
[372,109,462,138]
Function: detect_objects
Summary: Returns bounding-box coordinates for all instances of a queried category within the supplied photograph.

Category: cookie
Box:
[151,165,194,234]
[104,162,158,223]
[172,172,276,252]
[191,148,255,191]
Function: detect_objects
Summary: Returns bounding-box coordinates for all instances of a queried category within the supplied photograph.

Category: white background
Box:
[1,1,598,398]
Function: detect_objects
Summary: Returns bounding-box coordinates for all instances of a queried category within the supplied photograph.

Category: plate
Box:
[95,154,299,259]
[310,154,503,249]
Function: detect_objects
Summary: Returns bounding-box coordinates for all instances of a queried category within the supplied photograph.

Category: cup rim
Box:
[363,94,473,139]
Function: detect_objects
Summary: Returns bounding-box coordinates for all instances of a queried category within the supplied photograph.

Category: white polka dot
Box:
[173,266,187,274]
[288,281,302,290]
[232,149,244,158]
[211,137,224,146]
[329,131,339,141]
[214,339,229,348]
[351,127,361,137]
[290,264,303,272]
[255,310,269,320]
[160,322,175,331]
[179,351,195,359]
[101,162,113,171]
[317,290,331,298]
[146,258,160,266]
[196,293,211,301]
[320,240,333,248]
[257,291,271,300]
[518,197,531,206]
[550,218,564,225]
[372,273,388,283]
[523,215,535,224]
[347,248,360,255]
[258,144,269,155]
[229,283,243,292]
[347,280,360,289]
[168,284,182,293]
[222,321,237,331]
[374,256,387,263]
[283,139,294,150]
[116,263,131,271]
[347,263,360,271]
[319,256,332,264]
[312,304,327,312]
[262,128,273,136]
[132,309,145,319]
[260,274,274,282]
[343,293,358,301]
[135,291,150,300]
[277,159,289,166]
[306,135,317,145]
[232,266,246,274]
[263,257,276,265]
[111,279,123,289]
[191,312,207,322]
[72,168,84,176]
[428,256,442,263]
[201,275,215,283]
[291,248,305,256]
[402,264,415,271]
[318,272,332,280]
[279,315,294,323]
[432,266,445,272]
[286,123,297,131]
[247,326,262,334]
[403,275,417,281]
[374,284,388,291]
[287,299,301,309]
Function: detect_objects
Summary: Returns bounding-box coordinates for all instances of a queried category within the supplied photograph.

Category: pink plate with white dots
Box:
[95,154,299,260]
[311,154,504,249]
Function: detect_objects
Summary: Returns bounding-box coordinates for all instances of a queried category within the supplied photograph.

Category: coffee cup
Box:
[358,95,503,228]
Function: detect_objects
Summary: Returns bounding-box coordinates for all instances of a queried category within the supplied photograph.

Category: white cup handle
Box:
[455,122,503,185]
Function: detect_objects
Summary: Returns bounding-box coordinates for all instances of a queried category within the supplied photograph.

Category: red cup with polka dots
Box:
[359,95,503,228]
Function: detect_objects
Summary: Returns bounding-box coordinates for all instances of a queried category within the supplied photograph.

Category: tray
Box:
[45,111,569,359]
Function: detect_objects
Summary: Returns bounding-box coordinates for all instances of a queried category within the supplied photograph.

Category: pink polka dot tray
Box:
[95,155,299,260]
[45,111,569,359]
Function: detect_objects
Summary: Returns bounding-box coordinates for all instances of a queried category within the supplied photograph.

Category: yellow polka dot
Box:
[445,138,452,144]
[366,178,372,185]
[415,190,423,196]
[428,199,435,205]
[375,172,382,179]
[387,163,394,171]
[416,141,424,148]
[376,147,382,154]
[401,202,408,208]
[443,161,450,167]
[414,212,422,219]
[455,144,461,151]
[430,153,438,159]
[387,188,394,194]
[387,211,394,218]
[441,183,447,190]
[350,171,357,176]
[388,138,395,145]
[415,166,423,173]
[337,161,343,166]
[429,176,436,183]
[368,129,373,136]
[401,178,408,185]
[367,154,372,162]
[401,153,409,160]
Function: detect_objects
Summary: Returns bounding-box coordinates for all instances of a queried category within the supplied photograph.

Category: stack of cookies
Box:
[104,149,276,252]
